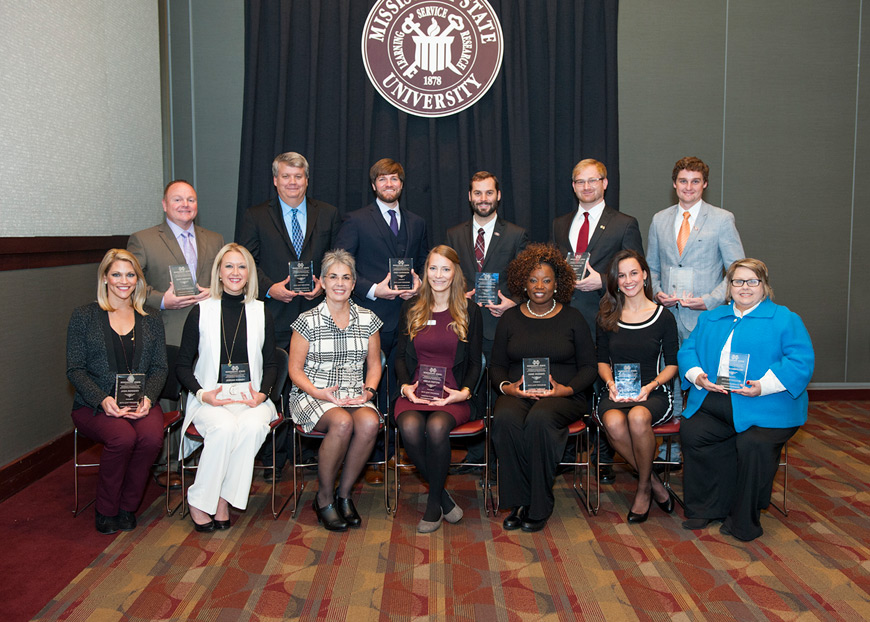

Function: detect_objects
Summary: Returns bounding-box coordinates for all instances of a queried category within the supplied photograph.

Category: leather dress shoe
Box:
[520,516,548,533]
[95,511,119,535]
[627,502,651,524]
[364,466,385,485]
[191,515,215,533]
[503,506,527,531]
[117,509,137,531]
[599,465,616,484]
[155,471,182,490]
[653,463,681,475]
[655,494,675,514]
[335,495,362,528]
[313,498,349,531]
[214,518,232,530]
[682,517,712,530]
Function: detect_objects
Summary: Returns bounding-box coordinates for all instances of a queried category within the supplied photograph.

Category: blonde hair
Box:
[725,258,774,303]
[405,245,469,341]
[96,249,148,315]
[209,243,259,304]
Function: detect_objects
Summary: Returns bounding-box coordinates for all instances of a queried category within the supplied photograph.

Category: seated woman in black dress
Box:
[67,249,167,534]
[596,249,679,523]
[491,243,597,532]
[395,245,482,533]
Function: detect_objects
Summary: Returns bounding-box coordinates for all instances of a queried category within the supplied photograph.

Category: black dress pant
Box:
[682,392,797,541]
[492,394,584,521]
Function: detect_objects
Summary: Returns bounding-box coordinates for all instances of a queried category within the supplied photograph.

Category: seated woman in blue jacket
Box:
[678,258,814,541]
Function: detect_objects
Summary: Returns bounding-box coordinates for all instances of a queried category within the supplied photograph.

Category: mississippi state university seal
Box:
[362,0,504,118]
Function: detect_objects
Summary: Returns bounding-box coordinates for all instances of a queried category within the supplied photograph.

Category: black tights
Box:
[396,410,457,521]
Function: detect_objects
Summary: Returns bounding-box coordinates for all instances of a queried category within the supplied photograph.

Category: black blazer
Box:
[335,202,429,334]
[66,302,168,412]
[445,217,529,341]
[552,205,644,339]
[237,196,341,345]
[394,299,483,413]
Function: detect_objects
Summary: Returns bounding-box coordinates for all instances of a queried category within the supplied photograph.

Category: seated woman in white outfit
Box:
[288,250,383,532]
[176,243,278,532]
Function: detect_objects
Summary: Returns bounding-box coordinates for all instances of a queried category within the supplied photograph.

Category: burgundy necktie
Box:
[474,228,485,270]
[576,212,590,253]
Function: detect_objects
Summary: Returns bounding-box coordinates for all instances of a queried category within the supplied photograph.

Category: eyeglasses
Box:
[730,279,761,287]
[572,177,604,186]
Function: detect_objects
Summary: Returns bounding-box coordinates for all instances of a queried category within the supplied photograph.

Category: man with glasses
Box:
[647,156,745,469]
[553,158,643,481]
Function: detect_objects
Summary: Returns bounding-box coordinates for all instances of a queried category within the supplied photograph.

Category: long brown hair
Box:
[597,249,654,332]
[405,245,469,341]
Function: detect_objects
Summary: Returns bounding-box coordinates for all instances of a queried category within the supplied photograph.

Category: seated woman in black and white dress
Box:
[595,249,679,524]
[288,250,383,531]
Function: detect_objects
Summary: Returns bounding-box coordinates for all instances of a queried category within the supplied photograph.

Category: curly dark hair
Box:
[506,243,575,305]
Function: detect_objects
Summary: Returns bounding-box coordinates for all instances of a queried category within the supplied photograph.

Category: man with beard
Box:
[446,171,528,472]
[335,158,429,483]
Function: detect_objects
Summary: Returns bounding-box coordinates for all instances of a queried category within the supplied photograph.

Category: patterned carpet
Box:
[35,401,870,621]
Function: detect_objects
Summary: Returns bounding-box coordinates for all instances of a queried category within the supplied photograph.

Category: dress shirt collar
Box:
[165,218,195,240]
[279,196,307,216]
[376,199,401,227]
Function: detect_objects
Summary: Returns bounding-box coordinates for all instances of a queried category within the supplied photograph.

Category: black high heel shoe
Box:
[190,515,215,533]
[627,502,651,524]
[335,493,362,528]
[313,498,349,531]
[655,493,674,514]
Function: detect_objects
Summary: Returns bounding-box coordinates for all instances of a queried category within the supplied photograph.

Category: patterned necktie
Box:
[677,211,691,256]
[180,231,197,274]
[291,208,304,257]
[388,209,399,236]
[474,227,485,270]
[576,212,590,253]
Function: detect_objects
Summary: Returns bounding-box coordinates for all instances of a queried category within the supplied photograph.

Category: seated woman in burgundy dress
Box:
[394,245,483,533]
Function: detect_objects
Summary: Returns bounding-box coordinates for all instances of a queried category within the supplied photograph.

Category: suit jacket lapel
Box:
[482,218,505,271]
[268,199,296,259]
[302,199,318,256]
[586,206,613,256]
[370,204,399,256]
[682,202,709,256]
[131,312,144,370]
[157,222,187,267]
[193,225,212,284]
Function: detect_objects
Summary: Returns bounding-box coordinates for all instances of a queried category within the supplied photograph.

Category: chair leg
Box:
[769,443,789,516]
[72,429,97,518]
[165,425,183,517]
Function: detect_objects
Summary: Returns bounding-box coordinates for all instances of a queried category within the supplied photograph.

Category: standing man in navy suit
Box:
[552,158,644,481]
[237,152,341,349]
[446,171,528,471]
[335,158,429,483]
[237,152,342,478]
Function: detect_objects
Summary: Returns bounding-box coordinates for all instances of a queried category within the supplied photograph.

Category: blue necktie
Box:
[291,208,304,257]
[388,209,399,237]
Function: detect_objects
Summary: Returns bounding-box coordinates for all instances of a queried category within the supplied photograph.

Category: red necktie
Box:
[576,212,590,253]
[474,228,485,270]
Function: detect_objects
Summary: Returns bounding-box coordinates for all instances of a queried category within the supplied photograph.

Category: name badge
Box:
[427,320,437,325]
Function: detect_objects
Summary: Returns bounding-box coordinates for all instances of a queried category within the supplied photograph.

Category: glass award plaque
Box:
[475,272,500,305]
[522,358,551,392]
[669,267,694,299]
[115,373,145,409]
[613,363,642,399]
[417,366,447,401]
[169,265,198,297]
[389,258,414,290]
[567,252,590,280]
[717,353,750,390]
[289,261,315,293]
[216,382,253,402]
[219,363,251,384]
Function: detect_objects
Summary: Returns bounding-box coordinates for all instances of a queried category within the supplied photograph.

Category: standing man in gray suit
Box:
[647,156,745,466]
[552,159,644,480]
[128,179,225,488]
[128,179,225,345]
[446,171,528,471]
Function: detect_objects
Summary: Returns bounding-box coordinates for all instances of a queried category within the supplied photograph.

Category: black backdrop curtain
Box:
[236,0,620,246]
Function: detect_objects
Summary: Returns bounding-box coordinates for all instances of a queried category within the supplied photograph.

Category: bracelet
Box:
[400,383,409,398]
[653,378,661,388]
[498,380,510,395]
[195,388,205,403]
[363,386,377,397]
[605,380,615,389]
[461,386,472,400]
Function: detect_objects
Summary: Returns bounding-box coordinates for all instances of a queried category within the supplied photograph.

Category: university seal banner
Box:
[362,0,504,118]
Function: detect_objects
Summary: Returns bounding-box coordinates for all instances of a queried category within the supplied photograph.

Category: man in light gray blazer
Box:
[647,156,744,465]
[647,157,744,341]
[128,180,225,346]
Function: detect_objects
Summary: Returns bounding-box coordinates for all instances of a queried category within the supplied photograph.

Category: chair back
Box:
[159,344,182,402]
[270,347,290,405]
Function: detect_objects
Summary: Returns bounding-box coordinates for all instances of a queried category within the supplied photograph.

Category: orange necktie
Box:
[677,211,690,255]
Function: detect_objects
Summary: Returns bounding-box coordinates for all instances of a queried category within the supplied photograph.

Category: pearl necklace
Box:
[526,299,556,317]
